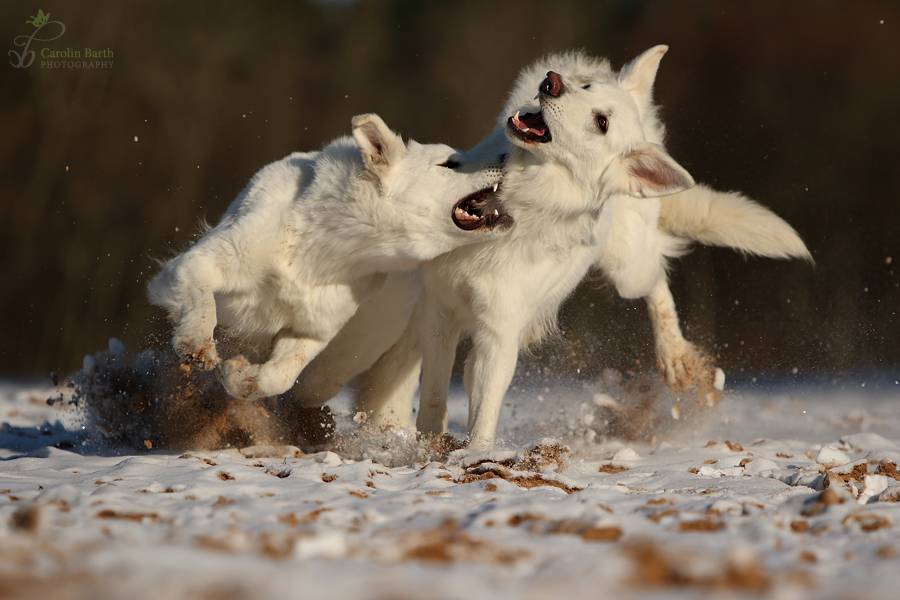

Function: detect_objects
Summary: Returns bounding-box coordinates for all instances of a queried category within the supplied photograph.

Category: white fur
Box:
[147,114,508,406]
[416,47,692,448]
[260,48,811,445]
[418,46,811,448]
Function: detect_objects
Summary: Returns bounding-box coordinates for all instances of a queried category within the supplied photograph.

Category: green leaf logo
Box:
[26,10,50,28]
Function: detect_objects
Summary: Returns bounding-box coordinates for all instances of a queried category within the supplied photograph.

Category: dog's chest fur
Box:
[423,158,609,346]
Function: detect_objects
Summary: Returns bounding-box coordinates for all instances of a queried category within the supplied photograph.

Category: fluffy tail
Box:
[659,184,813,263]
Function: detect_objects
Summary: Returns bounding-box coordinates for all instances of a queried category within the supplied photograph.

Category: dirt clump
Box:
[515,442,569,473]
[456,462,581,494]
[64,342,332,452]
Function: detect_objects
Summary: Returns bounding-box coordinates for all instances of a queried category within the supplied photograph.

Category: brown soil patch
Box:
[95,509,162,524]
[798,550,817,563]
[801,489,845,517]
[875,460,900,482]
[421,433,467,460]
[580,525,623,542]
[456,464,581,494]
[829,461,869,484]
[599,463,630,474]
[790,519,809,533]
[844,513,891,532]
[507,513,542,527]
[624,540,769,592]
[515,443,569,473]
[401,519,527,565]
[280,508,331,527]
[648,509,679,523]
[705,440,743,452]
[0,571,100,600]
[258,531,296,560]
[677,518,725,533]
[523,517,622,540]
[8,506,42,533]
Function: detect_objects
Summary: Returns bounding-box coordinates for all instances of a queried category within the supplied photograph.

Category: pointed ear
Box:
[609,141,694,198]
[618,45,668,110]
[351,113,407,174]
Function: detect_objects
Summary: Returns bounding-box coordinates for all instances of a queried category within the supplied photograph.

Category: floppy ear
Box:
[608,141,694,198]
[618,45,667,114]
[351,113,407,174]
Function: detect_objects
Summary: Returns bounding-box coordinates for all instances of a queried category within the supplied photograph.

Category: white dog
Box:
[147,114,511,405]
[493,48,812,392]
[415,46,811,449]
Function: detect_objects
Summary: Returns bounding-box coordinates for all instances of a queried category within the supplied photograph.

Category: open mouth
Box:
[507,110,551,144]
[452,183,513,232]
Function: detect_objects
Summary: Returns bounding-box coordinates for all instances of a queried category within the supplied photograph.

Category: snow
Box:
[2,370,900,599]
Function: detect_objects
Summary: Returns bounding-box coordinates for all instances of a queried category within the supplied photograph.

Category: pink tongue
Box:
[513,115,546,136]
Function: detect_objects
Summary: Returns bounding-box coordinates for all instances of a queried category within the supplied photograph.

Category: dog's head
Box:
[351,114,513,260]
[505,46,693,200]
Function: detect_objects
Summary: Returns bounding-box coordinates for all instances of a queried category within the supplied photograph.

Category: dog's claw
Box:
[174,336,219,370]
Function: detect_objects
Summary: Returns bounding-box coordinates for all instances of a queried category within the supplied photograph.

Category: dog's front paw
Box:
[217,356,267,401]
[174,333,219,370]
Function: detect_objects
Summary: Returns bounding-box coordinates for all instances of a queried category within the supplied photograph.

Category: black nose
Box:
[540,71,564,97]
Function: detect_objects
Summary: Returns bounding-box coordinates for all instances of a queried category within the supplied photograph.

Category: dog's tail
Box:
[659,184,813,263]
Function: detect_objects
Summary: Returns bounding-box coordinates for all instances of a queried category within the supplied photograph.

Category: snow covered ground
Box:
[2,365,900,600]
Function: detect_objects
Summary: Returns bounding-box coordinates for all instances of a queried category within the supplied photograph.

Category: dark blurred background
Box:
[2,1,898,383]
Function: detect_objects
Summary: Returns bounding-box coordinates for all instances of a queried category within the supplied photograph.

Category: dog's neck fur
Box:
[500,146,609,252]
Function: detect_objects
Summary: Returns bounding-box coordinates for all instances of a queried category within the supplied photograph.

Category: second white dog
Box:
[417,46,811,448]
[147,114,511,404]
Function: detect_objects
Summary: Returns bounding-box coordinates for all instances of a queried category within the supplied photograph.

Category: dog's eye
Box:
[581,84,591,90]
[595,113,609,134]
[439,159,460,169]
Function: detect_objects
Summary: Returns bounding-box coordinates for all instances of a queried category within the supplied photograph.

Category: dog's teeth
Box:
[492,183,498,192]
[514,111,520,121]
[493,209,499,215]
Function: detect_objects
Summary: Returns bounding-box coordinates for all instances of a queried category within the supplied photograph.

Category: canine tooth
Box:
[493,209,499,215]
[492,183,499,192]
[514,111,520,121]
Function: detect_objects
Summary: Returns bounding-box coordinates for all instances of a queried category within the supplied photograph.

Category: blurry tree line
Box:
[1,0,898,381]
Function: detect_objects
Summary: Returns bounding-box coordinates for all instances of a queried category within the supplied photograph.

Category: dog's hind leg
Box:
[217,332,328,402]
[354,301,422,431]
[286,272,422,430]
[416,300,461,436]
[645,278,718,394]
